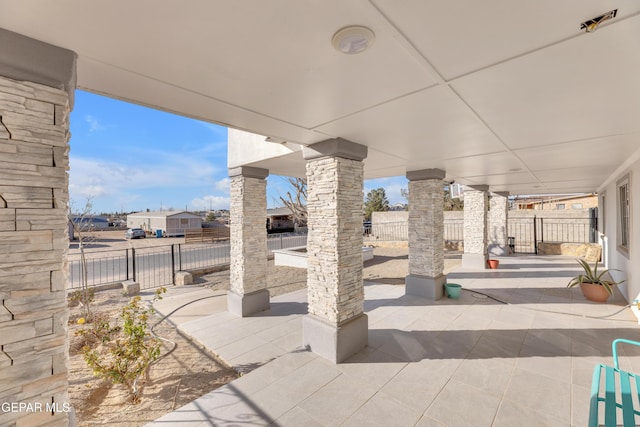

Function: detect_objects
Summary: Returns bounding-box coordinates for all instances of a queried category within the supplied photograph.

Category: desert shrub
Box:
[77,287,166,403]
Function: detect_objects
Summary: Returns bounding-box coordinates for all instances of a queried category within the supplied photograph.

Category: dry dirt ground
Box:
[68,246,461,426]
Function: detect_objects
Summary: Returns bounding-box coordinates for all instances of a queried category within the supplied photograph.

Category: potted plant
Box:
[567,259,624,302]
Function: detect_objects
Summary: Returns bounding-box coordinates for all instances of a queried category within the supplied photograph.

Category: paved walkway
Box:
[149,255,639,426]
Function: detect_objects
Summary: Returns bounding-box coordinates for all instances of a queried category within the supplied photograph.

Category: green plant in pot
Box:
[567,259,624,302]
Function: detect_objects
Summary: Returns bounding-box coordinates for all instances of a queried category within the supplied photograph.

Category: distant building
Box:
[267,207,295,233]
[69,215,110,230]
[514,193,598,210]
[126,210,202,237]
[68,215,110,240]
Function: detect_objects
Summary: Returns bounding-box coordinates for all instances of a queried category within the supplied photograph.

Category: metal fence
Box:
[364,221,408,242]
[68,232,309,290]
[505,215,598,254]
[366,214,597,255]
[363,221,463,242]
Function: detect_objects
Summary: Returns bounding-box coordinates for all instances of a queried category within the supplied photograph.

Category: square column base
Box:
[488,244,511,256]
[303,313,368,363]
[405,274,446,300]
[227,289,270,317]
[462,253,488,270]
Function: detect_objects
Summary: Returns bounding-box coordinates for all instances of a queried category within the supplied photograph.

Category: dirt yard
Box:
[68,245,461,425]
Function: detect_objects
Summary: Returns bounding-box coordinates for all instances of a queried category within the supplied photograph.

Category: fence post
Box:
[540,217,544,244]
[280,234,283,249]
[131,247,136,281]
[533,215,538,255]
[171,244,176,279]
[125,248,129,280]
[178,244,182,271]
[589,207,598,243]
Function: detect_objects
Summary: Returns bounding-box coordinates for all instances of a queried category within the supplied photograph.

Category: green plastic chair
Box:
[589,339,640,427]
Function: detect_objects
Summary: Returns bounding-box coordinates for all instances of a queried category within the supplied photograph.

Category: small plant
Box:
[567,259,624,296]
[69,288,95,308]
[78,287,166,403]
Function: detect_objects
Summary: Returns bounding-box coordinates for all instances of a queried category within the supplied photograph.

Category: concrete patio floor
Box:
[149,255,640,426]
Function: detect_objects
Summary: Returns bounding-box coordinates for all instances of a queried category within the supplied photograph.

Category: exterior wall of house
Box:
[517,194,598,210]
[599,151,640,303]
[227,128,301,169]
[0,74,73,425]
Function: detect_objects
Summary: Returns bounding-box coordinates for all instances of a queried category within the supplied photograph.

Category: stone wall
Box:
[229,175,267,295]
[408,179,444,277]
[488,193,508,254]
[463,189,488,255]
[371,211,407,224]
[0,76,71,426]
[306,157,364,325]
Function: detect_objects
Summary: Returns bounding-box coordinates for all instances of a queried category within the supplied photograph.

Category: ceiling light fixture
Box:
[332,26,375,54]
[580,9,617,33]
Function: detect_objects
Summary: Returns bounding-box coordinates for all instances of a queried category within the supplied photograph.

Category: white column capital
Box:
[0,28,77,106]
[406,168,446,181]
[228,166,269,179]
[467,184,489,192]
[302,138,368,161]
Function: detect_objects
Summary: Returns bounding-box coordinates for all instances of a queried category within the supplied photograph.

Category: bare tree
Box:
[69,198,97,320]
[279,177,307,226]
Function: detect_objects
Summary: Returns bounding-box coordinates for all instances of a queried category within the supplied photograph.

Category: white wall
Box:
[599,151,640,303]
[227,128,301,168]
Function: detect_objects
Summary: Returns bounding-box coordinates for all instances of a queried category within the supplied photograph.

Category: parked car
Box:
[126,228,146,239]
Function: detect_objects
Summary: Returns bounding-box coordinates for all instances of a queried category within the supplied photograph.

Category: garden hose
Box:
[462,288,634,321]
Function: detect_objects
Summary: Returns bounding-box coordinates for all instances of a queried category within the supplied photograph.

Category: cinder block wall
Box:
[0,75,71,426]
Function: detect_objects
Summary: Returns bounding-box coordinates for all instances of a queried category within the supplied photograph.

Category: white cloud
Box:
[84,115,105,132]
[214,177,230,193]
[191,195,230,210]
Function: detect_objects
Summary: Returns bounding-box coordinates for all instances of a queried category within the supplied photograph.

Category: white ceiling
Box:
[1,0,639,195]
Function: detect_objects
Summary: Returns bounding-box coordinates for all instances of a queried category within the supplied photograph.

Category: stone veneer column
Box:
[0,29,76,426]
[405,169,446,299]
[302,138,368,363]
[462,185,489,269]
[488,192,510,256]
[227,166,270,316]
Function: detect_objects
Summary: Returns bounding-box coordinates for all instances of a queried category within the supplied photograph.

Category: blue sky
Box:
[69,90,407,214]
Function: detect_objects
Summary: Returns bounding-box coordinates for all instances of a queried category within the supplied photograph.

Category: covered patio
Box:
[2,2,640,426]
[150,254,638,426]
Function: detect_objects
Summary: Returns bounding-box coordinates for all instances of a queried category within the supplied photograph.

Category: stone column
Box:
[227,166,270,316]
[0,29,76,427]
[302,138,368,363]
[462,185,489,269]
[405,169,446,299]
[488,192,510,256]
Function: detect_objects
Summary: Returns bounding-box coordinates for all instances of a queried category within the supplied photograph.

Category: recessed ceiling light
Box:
[332,26,375,54]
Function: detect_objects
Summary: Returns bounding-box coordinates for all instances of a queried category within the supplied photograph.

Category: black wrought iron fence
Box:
[177,242,231,271]
[68,249,130,289]
[363,222,408,241]
[508,215,597,254]
[68,232,310,290]
[444,220,463,242]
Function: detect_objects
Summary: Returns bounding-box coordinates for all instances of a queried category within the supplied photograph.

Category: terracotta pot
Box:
[487,259,499,269]
[579,282,611,302]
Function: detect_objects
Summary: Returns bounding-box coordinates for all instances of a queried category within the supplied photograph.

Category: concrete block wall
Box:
[306,156,364,325]
[0,75,71,426]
